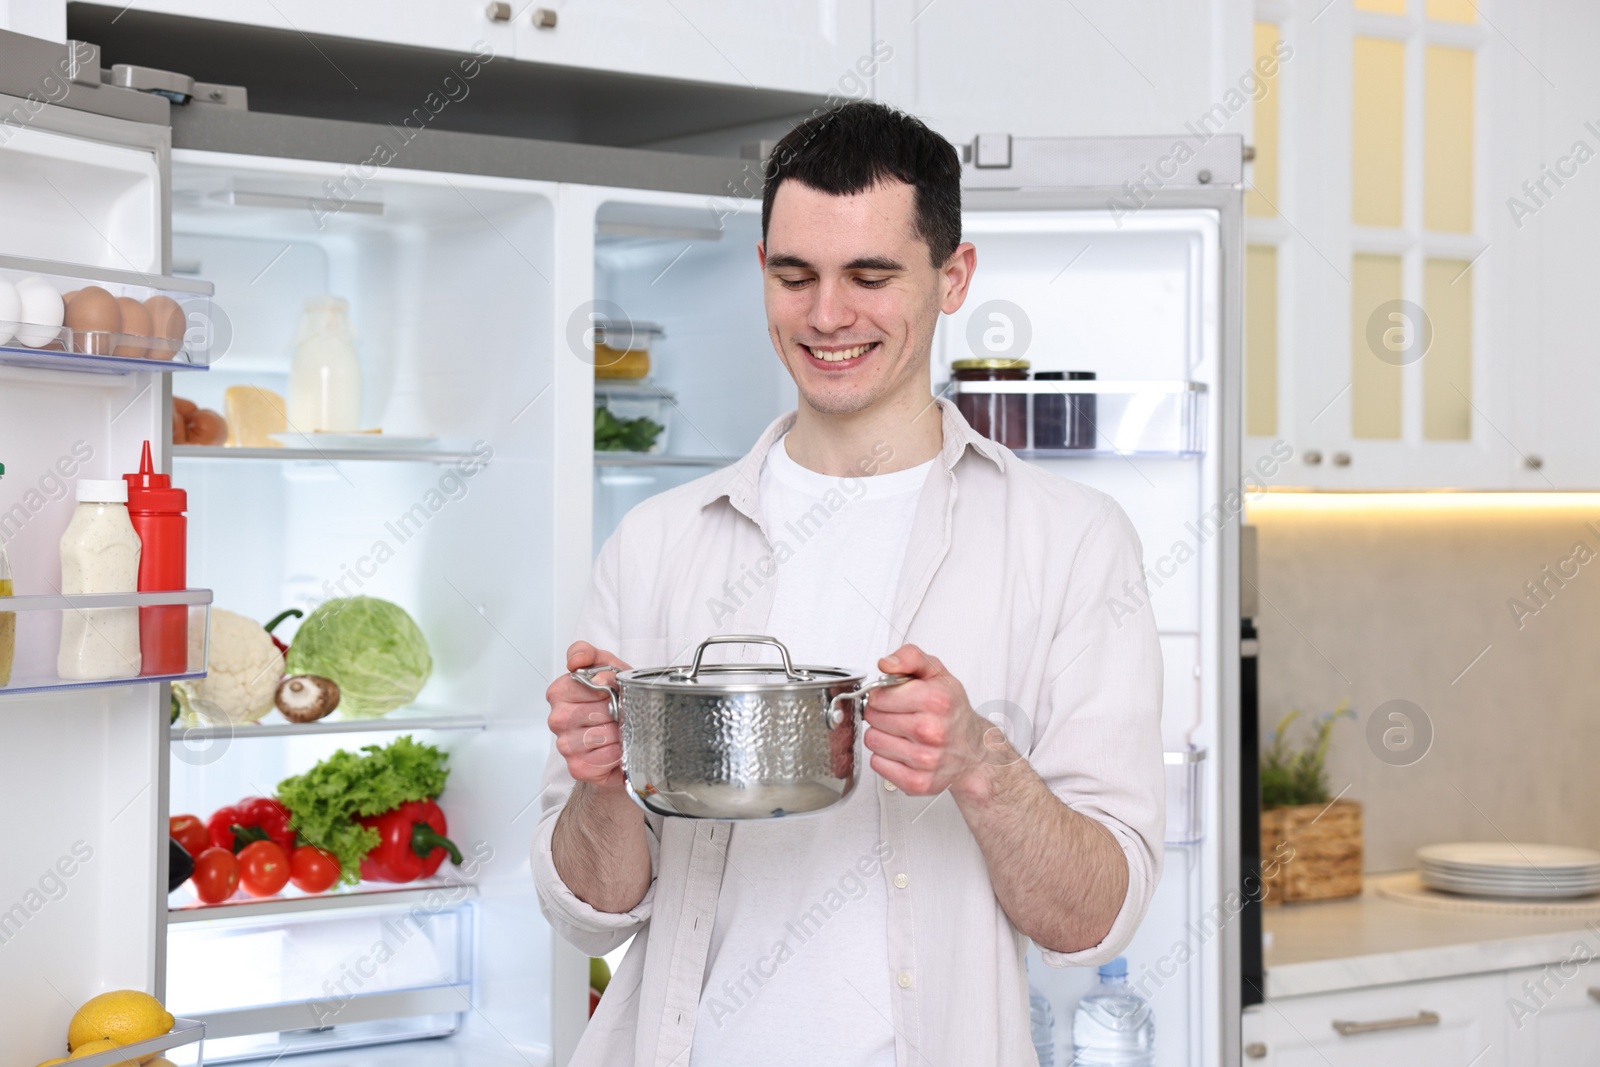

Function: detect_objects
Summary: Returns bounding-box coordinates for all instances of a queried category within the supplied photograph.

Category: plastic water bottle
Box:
[1071,957,1154,1066]
[1029,981,1054,1066]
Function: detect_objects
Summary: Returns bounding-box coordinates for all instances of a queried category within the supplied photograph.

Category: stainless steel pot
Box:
[571,634,908,819]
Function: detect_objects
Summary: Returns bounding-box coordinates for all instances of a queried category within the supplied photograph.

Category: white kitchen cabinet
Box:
[49,0,871,95]
[1504,958,1600,1066]
[1241,973,1507,1066]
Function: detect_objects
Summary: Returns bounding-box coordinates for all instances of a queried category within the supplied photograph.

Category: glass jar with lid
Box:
[953,358,1029,449]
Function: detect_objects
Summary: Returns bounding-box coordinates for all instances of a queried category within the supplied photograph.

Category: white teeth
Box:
[812,343,873,362]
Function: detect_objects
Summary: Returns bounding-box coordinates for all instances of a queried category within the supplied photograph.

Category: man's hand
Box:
[861,643,1007,798]
[545,642,631,790]
[545,642,651,914]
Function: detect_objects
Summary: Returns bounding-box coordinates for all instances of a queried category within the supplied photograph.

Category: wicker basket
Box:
[1260,799,1363,904]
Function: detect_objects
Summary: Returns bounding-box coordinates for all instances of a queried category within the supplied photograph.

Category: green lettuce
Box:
[287,596,432,718]
[275,736,450,887]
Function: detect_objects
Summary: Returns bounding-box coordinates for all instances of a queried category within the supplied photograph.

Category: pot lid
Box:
[621,661,861,693]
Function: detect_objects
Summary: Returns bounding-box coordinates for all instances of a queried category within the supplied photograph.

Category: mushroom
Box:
[276,674,341,723]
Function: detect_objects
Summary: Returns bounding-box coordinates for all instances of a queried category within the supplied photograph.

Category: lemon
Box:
[66,1039,136,1065]
[66,990,173,1054]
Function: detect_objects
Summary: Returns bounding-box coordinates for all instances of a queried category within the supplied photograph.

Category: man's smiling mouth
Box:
[802,341,881,364]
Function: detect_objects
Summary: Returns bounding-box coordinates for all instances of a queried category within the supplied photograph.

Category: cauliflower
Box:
[174,609,284,725]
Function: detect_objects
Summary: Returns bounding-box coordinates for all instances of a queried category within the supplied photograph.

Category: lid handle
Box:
[683,634,808,682]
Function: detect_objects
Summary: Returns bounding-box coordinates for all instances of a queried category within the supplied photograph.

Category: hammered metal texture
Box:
[621,681,859,819]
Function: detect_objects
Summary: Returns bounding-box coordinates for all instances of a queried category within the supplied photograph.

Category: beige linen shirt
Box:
[533,398,1165,1067]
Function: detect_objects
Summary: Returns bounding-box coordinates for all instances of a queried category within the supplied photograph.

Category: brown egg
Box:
[63,286,119,355]
[114,296,151,358]
[173,395,197,418]
[188,408,227,446]
[144,295,184,360]
[172,407,185,444]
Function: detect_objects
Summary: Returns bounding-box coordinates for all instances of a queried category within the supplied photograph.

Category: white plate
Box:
[1417,842,1600,872]
[270,432,439,450]
[1420,874,1600,900]
[1419,862,1600,883]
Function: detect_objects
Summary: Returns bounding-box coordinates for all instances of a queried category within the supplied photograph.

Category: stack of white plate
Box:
[1418,842,1600,899]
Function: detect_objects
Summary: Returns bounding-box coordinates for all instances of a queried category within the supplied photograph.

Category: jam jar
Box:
[1033,370,1098,449]
[953,358,1029,449]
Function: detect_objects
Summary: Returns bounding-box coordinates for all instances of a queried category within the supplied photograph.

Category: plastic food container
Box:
[594,320,664,380]
[594,382,675,453]
[0,254,216,370]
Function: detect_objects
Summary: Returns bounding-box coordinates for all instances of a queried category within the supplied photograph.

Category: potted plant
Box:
[1260,703,1361,904]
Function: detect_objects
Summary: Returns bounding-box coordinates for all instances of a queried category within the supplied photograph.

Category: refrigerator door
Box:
[0,28,207,1067]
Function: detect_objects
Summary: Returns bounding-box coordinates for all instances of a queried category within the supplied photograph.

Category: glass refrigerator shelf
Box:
[0,589,211,697]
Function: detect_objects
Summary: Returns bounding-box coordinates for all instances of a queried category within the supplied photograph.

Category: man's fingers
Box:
[565,642,631,673]
[879,642,939,679]
[863,724,938,771]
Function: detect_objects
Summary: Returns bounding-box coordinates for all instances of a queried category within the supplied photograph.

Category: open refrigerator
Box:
[0,25,1241,1067]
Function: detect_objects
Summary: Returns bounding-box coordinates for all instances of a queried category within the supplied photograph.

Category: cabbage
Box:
[286,597,432,718]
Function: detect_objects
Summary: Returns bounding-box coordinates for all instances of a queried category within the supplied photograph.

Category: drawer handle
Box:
[1332,1010,1440,1036]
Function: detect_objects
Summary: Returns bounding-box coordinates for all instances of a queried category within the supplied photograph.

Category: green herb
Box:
[1261,702,1354,810]
[594,405,664,452]
[275,736,450,887]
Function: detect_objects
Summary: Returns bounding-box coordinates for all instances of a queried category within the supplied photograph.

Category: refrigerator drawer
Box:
[165,897,474,1063]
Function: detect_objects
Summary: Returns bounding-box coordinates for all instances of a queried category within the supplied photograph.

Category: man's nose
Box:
[808,277,856,335]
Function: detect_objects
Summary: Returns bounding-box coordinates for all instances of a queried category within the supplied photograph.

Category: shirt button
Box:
[894,873,909,889]
[883,780,898,792]
[897,971,913,989]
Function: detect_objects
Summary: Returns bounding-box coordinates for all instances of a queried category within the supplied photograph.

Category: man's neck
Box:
[782,389,944,477]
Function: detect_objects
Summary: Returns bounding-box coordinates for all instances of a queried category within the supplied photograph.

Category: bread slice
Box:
[225,385,288,447]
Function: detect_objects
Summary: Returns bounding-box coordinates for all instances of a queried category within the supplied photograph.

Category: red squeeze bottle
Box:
[123,440,188,676]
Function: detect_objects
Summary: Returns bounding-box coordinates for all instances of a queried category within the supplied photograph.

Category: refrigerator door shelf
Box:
[170,709,489,742]
[0,254,217,370]
[0,589,211,696]
[61,1016,206,1067]
[950,378,1207,456]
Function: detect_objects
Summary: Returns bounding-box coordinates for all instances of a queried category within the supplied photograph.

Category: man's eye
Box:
[777,276,812,290]
[856,277,889,289]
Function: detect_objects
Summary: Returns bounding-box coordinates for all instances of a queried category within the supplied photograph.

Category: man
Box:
[535,101,1163,1066]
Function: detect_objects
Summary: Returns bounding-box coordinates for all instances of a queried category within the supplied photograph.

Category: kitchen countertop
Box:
[1263,871,1600,998]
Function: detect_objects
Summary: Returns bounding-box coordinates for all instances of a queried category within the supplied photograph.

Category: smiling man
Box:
[535,102,1164,1066]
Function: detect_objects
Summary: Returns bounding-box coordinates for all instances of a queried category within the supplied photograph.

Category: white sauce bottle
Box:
[288,295,361,433]
[59,478,142,680]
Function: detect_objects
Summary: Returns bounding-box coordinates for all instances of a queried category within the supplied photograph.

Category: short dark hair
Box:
[761,101,962,267]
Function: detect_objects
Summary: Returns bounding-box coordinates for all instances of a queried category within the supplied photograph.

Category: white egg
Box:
[0,277,19,347]
[14,275,64,348]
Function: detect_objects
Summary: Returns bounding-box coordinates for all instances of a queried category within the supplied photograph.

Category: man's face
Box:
[759,179,973,416]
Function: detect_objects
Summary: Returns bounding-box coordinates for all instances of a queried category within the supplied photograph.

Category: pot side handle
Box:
[571,666,621,722]
[826,673,912,729]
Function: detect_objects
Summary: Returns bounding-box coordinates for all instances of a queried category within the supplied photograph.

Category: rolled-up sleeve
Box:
[531,530,661,955]
[1028,495,1165,968]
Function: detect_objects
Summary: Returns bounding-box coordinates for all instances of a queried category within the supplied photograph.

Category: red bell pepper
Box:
[209,796,296,853]
[358,799,462,883]
[263,608,303,656]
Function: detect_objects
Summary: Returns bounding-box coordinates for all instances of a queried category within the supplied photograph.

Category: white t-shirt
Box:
[688,435,934,1067]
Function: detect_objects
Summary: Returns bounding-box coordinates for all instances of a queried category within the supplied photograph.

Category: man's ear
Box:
[940,241,978,314]
[757,239,766,270]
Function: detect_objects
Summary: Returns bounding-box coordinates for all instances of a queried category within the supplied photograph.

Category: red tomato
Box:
[192,847,240,904]
[238,840,291,898]
[169,814,208,859]
[290,846,341,894]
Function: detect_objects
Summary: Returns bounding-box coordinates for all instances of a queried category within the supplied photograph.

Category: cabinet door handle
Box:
[1332,1010,1439,1036]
